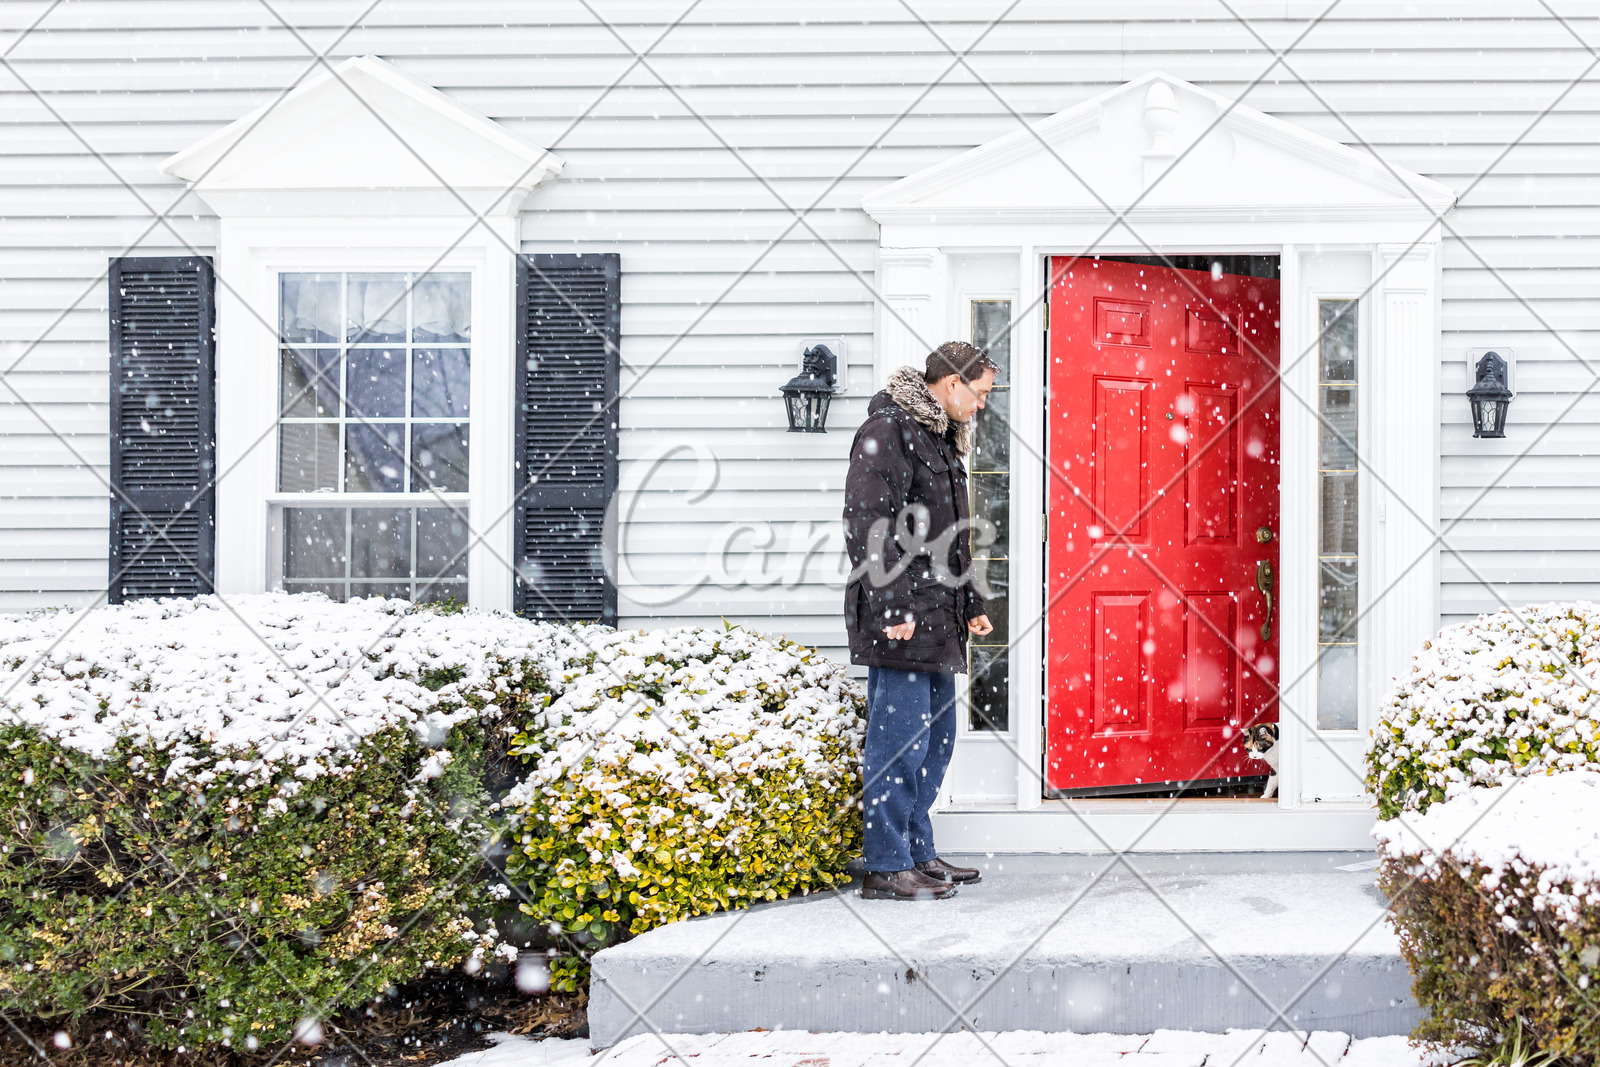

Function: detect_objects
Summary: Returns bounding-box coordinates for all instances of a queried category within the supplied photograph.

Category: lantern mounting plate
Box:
[1466,347,1515,393]
[796,337,848,394]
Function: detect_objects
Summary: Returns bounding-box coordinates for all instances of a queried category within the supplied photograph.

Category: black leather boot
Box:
[861,868,959,900]
[915,857,982,884]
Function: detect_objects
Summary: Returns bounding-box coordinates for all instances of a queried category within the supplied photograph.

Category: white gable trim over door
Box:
[161,55,564,613]
[864,73,1455,851]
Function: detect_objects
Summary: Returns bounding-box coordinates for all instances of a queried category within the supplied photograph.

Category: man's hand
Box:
[884,620,916,641]
[967,614,994,637]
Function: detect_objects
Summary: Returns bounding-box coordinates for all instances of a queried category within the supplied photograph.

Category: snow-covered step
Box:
[588,853,1418,1049]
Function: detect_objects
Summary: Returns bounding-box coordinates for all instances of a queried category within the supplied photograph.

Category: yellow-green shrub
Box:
[1368,603,1600,819]
[503,625,865,991]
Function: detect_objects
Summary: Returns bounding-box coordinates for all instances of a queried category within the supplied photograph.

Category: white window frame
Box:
[213,217,517,611]
[1308,287,1370,740]
[956,289,1020,746]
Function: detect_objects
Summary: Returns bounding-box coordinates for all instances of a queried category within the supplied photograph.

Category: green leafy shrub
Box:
[0,594,576,1052]
[1367,603,1600,819]
[503,624,866,991]
[1377,771,1600,1064]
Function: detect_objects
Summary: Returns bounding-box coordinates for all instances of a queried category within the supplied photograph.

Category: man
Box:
[843,341,997,901]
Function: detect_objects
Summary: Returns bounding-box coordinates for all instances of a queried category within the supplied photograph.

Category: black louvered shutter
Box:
[107,256,216,603]
[514,253,620,623]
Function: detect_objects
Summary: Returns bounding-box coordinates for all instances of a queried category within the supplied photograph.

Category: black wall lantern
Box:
[780,343,838,432]
[1467,350,1513,439]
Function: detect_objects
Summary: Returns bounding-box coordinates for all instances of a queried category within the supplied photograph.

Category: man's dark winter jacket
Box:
[843,365,986,673]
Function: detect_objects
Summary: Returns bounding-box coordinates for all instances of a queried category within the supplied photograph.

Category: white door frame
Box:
[863,73,1452,850]
[879,236,1441,852]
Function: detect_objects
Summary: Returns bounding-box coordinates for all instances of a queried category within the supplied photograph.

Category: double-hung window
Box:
[273,271,471,603]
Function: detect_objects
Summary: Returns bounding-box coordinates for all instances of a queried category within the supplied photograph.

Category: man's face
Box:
[935,369,996,423]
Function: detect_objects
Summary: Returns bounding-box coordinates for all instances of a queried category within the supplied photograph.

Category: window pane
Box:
[285,581,346,601]
[346,274,407,343]
[1317,299,1359,732]
[278,422,339,492]
[978,557,1009,646]
[412,273,471,343]
[411,424,469,492]
[412,348,470,418]
[285,508,346,580]
[1318,645,1358,730]
[350,508,410,579]
[1319,559,1358,641]
[1320,471,1358,556]
[346,347,407,419]
[972,300,1012,381]
[416,581,468,605]
[973,387,1010,472]
[283,506,467,603]
[280,347,340,418]
[276,272,472,605]
[345,424,406,492]
[1319,300,1357,381]
[279,274,339,343]
[969,645,1009,731]
[350,581,412,600]
[416,509,469,580]
[1318,386,1357,467]
[968,300,1012,733]
[971,473,1010,559]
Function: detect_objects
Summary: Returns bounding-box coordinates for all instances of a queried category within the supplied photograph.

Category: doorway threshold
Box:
[932,798,1377,852]
[1047,775,1270,800]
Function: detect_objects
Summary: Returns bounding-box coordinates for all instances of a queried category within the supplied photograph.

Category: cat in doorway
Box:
[1242,723,1280,799]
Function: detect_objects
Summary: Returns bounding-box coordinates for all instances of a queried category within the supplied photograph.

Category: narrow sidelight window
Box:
[1317,299,1358,730]
[274,271,470,603]
[968,299,1012,730]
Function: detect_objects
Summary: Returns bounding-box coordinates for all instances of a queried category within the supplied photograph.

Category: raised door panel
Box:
[1093,592,1150,733]
[1184,385,1239,546]
[1093,378,1150,543]
[1183,592,1237,729]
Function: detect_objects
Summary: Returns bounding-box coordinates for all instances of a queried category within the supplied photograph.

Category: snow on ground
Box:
[1376,769,1600,924]
[436,1030,1439,1066]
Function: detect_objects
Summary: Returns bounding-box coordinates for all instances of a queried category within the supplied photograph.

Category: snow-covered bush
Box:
[0,594,579,1052]
[503,623,866,992]
[1377,771,1600,1063]
[1367,603,1600,819]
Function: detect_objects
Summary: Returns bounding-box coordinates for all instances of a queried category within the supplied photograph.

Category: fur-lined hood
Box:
[884,365,973,457]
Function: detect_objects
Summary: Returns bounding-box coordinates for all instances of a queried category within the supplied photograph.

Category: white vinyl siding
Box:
[1,3,1597,661]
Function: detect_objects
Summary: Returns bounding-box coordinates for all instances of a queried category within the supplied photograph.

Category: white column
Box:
[875,248,943,385]
[1013,246,1045,809]
[1373,243,1441,712]
[1276,244,1311,809]
[469,215,517,613]
[213,218,274,594]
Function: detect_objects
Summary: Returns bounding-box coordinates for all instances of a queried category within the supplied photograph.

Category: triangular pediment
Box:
[161,55,563,217]
[863,72,1454,223]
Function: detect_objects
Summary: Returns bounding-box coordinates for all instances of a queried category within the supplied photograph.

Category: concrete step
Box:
[588,852,1420,1049]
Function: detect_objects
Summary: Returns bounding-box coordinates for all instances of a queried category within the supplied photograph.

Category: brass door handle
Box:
[1255,560,1275,642]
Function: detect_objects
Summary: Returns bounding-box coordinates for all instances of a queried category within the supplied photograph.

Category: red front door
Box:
[1046,258,1280,795]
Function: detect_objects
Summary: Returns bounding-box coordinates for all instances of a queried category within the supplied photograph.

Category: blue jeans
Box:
[862,667,958,873]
